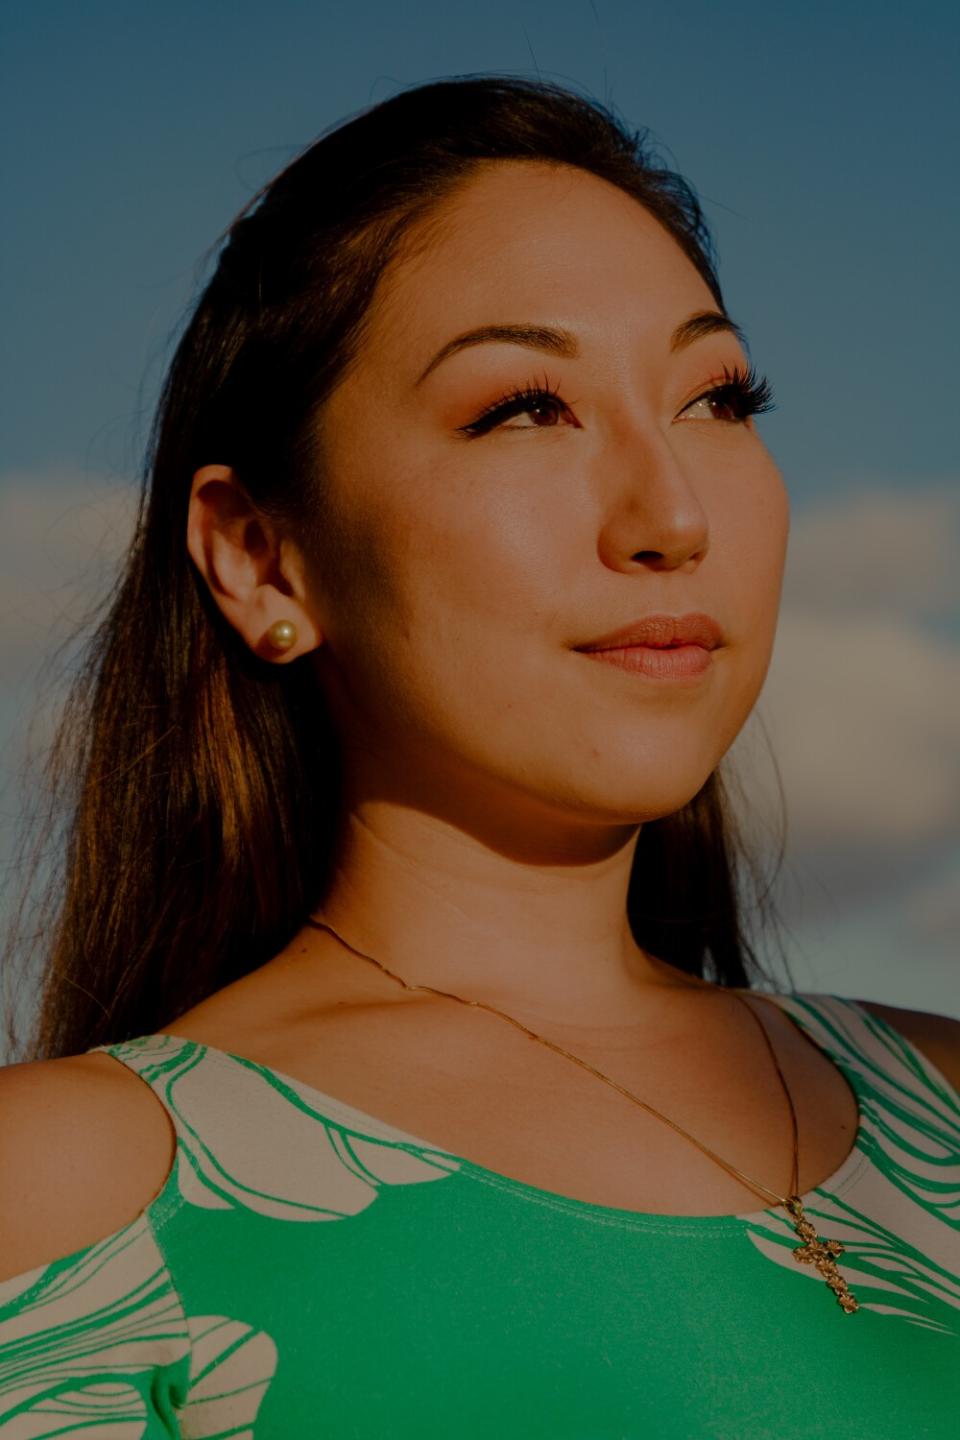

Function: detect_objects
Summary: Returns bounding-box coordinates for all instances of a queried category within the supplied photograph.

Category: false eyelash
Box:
[461,373,570,436]
[460,362,776,437]
[694,362,775,420]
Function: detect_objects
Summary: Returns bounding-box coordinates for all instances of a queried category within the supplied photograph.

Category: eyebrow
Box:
[414,309,747,386]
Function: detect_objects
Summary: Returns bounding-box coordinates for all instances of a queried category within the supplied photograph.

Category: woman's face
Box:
[308,160,789,832]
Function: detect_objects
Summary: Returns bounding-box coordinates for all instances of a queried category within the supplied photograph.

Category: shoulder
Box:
[0,1050,177,1285]
[854,998,960,1091]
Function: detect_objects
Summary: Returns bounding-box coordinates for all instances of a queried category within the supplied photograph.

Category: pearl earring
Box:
[266,619,298,651]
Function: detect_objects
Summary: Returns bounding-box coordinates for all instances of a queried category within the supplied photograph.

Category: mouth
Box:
[577,642,714,679]
[574,611,724,654]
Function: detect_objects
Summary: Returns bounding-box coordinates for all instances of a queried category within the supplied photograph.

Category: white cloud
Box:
[904,847,960,940]
[1,468,958,864]
[734,611,960,850]
[0,467,141,684]
[724,483,958,1009]
[777,883,960,1018]
[0,468,142,799]
[728,483,959,855]
[781,482,959,620]
[0,467,956,1014]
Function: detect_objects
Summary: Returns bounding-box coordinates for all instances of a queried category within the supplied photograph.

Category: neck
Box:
[300,797,706,1032]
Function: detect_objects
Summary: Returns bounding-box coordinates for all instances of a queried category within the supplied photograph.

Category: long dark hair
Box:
[2,74,792,1064]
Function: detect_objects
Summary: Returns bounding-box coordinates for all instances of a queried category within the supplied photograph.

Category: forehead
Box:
[365,160,716,366]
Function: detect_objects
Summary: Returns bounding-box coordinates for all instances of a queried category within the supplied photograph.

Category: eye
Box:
[677,363,775,424]
[457,362,775,438]
[459,376,576,437]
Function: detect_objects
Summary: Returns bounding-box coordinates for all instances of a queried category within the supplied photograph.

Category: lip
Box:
[574,611,724,652]
[578,644,714,679]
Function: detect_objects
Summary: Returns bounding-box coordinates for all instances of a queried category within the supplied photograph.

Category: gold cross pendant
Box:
[784,1195,859,1313]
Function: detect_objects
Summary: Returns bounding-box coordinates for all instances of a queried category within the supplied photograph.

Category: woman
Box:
[1,75,958,1435]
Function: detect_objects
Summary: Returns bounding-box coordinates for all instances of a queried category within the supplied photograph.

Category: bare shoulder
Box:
[855,999,960,1092]
[0,1051,177,1286]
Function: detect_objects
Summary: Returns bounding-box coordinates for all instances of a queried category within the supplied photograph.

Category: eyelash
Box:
[459,363,776,437]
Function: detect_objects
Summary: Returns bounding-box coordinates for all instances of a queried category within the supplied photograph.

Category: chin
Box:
[527,762,720,827]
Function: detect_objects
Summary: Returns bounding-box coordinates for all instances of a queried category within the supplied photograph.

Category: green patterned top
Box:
[1,992,958,1437]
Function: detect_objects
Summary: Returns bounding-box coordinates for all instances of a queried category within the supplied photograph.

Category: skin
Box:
[186,159,790,1043]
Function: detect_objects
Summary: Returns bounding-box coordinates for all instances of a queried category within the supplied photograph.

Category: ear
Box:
[186,464,322,662]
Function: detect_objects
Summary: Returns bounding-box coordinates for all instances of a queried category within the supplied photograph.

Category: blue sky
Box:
[1,0,957,1020]
[3,0,958,488]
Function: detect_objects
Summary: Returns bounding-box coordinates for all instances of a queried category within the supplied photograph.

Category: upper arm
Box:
[856,999,960,1092]
[0,1051,178,1285]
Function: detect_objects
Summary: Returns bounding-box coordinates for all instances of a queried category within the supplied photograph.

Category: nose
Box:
[594,422,709,573]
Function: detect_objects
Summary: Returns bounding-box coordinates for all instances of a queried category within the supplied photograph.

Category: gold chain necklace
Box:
[305,914,859,1313]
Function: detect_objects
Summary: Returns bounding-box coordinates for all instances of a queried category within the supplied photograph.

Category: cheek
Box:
[390,470,565,640]
[317,480,544,742]
[712,465,790,706]
[737,465,790,614]
[318,428,791,809]
[709,448,789,588]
